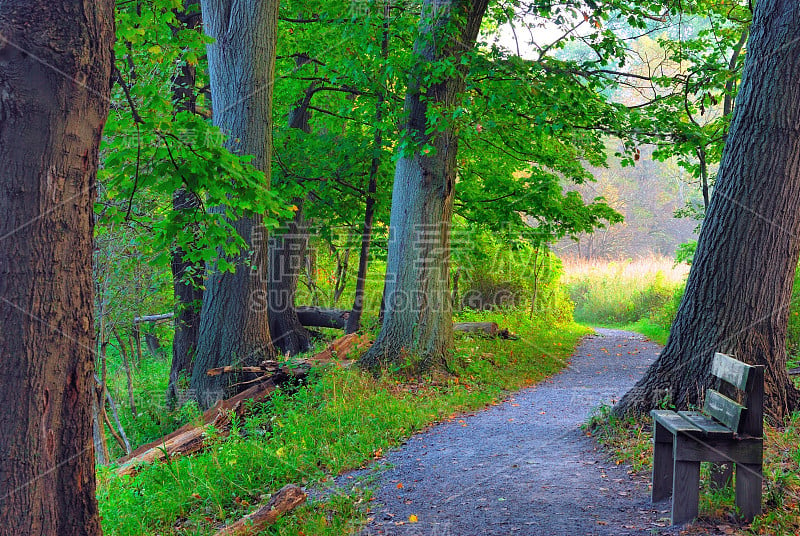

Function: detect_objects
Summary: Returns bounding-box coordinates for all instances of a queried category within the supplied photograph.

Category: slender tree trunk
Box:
[347,0,390,335]
[0,2,113,534]
[168,0,205,406]
[267,65,315,356]
[169,190,204,403]
[360,0,489,371]
[268,207,311,355]
[190,0,279,409]
[696,145,709,212]
[614,0,800,422]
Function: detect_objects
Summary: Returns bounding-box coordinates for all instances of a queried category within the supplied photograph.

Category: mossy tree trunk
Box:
[190,0,279,408]
[614,0,800,422]
[360,0,489,371]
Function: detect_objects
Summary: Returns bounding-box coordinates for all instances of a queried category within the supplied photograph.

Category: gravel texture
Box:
[343,328,685,536]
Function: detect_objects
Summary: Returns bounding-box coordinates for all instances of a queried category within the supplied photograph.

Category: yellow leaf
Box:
[408,515,418,523]
[148,45,162,55]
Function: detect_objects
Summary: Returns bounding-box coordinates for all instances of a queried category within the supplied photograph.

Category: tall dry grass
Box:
[561,255,689,286]
[561,256,689,326]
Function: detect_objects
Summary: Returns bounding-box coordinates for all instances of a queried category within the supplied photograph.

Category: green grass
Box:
[98,311,589,535]
[619,318,670,345]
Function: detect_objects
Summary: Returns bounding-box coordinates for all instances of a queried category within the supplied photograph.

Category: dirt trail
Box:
[350,328,683,536]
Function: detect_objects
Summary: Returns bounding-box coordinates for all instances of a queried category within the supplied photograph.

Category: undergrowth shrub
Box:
[646,281,685,333]
[453,231,573,324]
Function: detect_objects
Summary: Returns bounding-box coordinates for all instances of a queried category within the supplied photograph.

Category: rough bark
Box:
[614,0,800,422]
[360,0,490,371]
[0,1,113,534]
[190,0,280,409]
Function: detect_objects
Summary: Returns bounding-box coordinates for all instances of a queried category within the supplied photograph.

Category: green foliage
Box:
[103,0,291,274]
[98,315,589,535]
[674,240,698,266]
[786,265,800,361]
[293,233,388,327]
[104,347,202,455]
[644,283,685,335]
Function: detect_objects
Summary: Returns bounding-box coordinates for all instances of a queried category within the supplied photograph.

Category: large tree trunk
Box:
[190,0,279,409]
[360,0,489,371]
[614,0,800,422]
[0,2,113,534]
[167,0,204,406]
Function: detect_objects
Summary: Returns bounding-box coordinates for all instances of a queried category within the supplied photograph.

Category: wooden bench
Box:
[650,352,764,524]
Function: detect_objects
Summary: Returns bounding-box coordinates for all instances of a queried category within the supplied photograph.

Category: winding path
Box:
[354,328,681,536]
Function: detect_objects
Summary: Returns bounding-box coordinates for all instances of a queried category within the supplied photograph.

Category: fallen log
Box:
[205,365,282,377]
[295,309,520,341]
[115,333,372,476]
[296,306,349,329]
[454,322,518,340]
[116,374,293,476]
[213,484,307,536]
[789,367,800,376]
[133,313,174,324]
[314,331,372,361]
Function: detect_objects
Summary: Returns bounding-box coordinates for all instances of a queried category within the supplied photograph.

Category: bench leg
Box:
[735,463,762,521]
[671,438,700,525]
[652,439,673,501]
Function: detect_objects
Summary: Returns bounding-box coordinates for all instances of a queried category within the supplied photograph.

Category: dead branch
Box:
[213,484,307,535]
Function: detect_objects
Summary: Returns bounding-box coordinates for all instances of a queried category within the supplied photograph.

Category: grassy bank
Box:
[98,312,590,535]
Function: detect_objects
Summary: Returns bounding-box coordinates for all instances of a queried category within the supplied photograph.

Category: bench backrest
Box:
[703,352,764,437]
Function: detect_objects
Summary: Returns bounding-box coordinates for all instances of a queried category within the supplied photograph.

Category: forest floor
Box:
[330,329,698,536]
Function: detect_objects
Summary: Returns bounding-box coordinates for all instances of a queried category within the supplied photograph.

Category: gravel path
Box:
[350,328,682,536]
